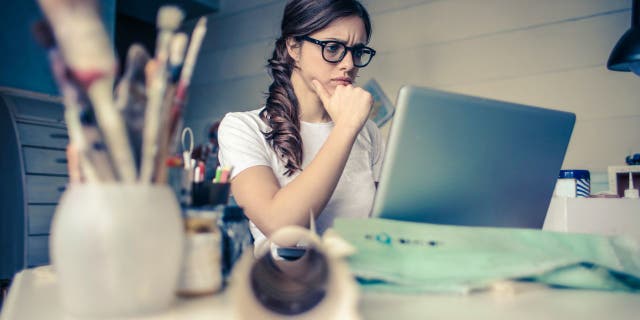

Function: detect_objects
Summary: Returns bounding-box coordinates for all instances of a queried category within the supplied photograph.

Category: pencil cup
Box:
[50,184,184,318]
[191,182,231,207]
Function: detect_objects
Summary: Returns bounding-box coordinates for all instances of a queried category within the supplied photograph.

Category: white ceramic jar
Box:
[50,184,184,318]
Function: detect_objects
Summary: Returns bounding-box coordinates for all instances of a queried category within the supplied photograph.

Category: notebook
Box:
[371,86,575,228]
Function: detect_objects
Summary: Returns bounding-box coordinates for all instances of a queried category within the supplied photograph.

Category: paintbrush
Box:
[154,33,189,183]
[167,17,208,148]
[37,0,137,183]
[169,33,188,84]
[140,5,184,183]
[114,44,151,171]
[31,20,116,183]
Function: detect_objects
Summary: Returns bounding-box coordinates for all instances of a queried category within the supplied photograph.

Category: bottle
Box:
[176,208,223,296]
[554,170,590,198]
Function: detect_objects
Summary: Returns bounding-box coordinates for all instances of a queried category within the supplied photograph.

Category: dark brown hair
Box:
[260,0,372,176]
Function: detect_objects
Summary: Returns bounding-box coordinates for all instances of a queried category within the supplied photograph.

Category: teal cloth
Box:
[332,218,640,293]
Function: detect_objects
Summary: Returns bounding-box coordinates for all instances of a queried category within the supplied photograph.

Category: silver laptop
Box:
[371,86,575,228]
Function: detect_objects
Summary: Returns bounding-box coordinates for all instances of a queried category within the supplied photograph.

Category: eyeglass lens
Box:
[322,42,372,67]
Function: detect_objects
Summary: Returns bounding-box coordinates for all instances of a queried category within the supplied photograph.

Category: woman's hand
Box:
[311,79,373,134]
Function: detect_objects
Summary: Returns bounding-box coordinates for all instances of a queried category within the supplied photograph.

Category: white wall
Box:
[184,0,639,191]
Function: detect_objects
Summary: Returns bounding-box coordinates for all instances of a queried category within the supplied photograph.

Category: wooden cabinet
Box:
[0,87,68,282]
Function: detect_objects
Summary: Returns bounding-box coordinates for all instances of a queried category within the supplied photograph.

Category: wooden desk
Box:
[2,266,639,320]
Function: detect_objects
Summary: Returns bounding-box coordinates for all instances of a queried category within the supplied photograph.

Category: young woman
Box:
[218,0,384,248]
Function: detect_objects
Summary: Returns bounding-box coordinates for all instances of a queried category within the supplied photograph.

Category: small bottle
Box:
[176,208,223,296]
[554,170,590,198]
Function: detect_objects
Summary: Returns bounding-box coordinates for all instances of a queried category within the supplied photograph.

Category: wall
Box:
[183,0,640,192]
[0,0,115,95]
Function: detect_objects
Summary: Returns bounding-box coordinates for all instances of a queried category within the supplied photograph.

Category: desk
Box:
[2,266,639,320]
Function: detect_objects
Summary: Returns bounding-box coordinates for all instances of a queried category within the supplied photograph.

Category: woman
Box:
[218,0,384,248]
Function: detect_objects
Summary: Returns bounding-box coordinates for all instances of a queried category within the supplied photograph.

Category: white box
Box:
[608,165,640,197]
[543,197,640,242]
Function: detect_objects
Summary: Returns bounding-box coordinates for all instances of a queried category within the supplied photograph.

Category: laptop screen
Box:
[371,86,575,228]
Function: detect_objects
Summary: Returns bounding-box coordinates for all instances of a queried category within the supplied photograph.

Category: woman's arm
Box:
[230,81,372,236]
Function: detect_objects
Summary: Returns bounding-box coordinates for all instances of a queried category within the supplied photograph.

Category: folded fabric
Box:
[332,218,640,294]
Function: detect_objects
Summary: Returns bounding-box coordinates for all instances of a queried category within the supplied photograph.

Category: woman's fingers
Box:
[311,79,373,132]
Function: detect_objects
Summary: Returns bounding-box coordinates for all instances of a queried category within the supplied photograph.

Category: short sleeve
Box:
[218,112,271,180]
[367,121,386,181]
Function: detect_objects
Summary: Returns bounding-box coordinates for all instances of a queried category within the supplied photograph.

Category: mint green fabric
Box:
[332,218,640,293]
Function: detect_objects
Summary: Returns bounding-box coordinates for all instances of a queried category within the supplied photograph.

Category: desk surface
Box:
[2,267,640,320]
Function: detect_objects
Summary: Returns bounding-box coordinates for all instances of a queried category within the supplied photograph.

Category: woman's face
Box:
[290,16,368,95]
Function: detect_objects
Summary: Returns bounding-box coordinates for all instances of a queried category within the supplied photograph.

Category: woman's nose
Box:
[337,50,356,70]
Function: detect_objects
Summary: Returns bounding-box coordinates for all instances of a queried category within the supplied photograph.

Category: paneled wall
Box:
[0,1,116,95]
[184,0,639,192]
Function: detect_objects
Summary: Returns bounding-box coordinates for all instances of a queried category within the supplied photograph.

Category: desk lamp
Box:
[608,0,640,75]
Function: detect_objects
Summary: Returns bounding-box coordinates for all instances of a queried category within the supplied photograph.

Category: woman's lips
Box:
[331,78,353,86]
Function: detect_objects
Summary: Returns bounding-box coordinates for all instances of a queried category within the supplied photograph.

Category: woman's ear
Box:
[286,37,301,62]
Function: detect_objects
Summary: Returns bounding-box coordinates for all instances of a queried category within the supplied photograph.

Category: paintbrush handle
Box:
[87,80,138,182]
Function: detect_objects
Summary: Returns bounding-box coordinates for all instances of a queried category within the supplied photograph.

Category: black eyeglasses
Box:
[297,35,376,68]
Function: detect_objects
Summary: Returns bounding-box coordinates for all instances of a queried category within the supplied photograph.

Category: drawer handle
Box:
[57,186,66,193]
[55,158,68,164]
[49,133,69,140]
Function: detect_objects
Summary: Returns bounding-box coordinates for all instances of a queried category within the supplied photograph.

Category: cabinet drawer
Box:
[17,123,68,149]
[23,147,68,175]
[27,236,49,267]
[28,205,57,235]
[9,95,65,123]
[25,175,68,204]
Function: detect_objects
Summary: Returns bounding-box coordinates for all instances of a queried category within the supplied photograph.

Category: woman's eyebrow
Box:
[323,37,366,46]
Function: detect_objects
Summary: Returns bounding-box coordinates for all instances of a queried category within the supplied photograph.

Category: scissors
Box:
[181,127,194,170]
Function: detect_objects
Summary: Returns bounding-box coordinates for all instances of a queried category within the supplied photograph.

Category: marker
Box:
[213,166,223,183]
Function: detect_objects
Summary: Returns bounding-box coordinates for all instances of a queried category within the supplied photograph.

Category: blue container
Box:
[558,170,590,197]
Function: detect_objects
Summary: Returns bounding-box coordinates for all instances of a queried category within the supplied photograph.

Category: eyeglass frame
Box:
[296,35,376,68]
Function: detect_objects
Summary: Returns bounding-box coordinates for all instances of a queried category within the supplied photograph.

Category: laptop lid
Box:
[371,86,575,228]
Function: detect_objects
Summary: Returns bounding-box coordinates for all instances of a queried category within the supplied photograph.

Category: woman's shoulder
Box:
[361,119,382,140]
[354,119,383,151]
[220,107,268,132]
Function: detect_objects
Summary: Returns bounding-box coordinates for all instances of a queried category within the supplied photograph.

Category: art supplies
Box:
[31,20,115,183]
[38,0,137,183]
[181,127,195,206]
[168,17,208,148]
[140,5,185,183]
[213,166,232,183]
[34,2,210,184]
[114,44,151,171]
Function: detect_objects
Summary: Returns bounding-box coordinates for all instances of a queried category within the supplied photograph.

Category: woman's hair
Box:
[260,0,372,176]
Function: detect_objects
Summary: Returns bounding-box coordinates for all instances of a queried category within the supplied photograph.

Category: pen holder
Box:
[50,184,184,318]
[192,182,231,207]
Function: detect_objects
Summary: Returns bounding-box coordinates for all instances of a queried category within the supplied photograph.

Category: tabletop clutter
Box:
[34,0,253,317]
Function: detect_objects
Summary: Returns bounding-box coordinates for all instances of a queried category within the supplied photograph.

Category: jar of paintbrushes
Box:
[33,1,209,317]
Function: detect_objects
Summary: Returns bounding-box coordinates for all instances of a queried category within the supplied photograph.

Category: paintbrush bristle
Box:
[32,20,56,49]
[157,5,184,31]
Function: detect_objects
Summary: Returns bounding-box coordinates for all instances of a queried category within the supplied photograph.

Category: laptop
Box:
[371,86,575,228]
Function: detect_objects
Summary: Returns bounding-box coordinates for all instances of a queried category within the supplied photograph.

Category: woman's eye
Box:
[325,43,342,53]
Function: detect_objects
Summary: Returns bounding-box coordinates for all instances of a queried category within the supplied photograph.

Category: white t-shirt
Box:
[218,108,385,248]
